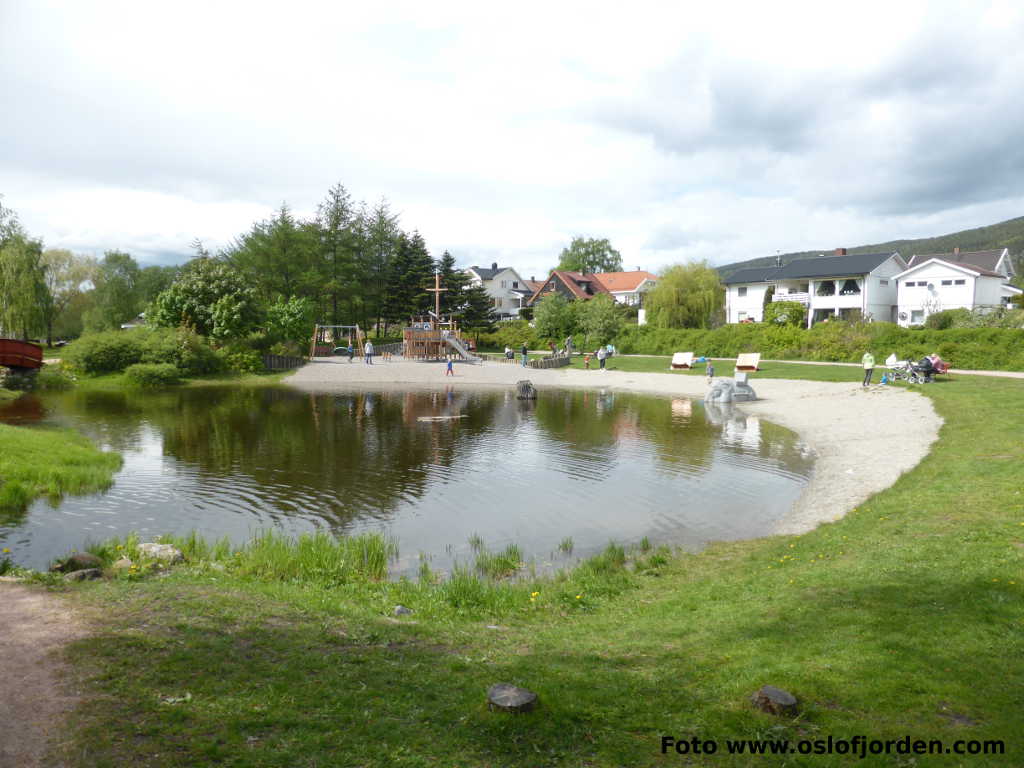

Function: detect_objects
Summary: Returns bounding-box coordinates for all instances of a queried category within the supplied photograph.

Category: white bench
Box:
[736,353,761,372]
[670,352,694,369]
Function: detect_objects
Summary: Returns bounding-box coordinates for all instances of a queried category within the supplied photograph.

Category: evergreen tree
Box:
[315,183,355,324]
[365,199,400,333]
[435,250,469,315]
[459,282,496,342]
[227,203,317,302]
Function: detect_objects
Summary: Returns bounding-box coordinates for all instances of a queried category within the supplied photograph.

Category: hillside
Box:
[718,214,1024,278]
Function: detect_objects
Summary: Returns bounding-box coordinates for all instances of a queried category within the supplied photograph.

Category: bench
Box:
[670,352,694,369]
[735,353,761,372]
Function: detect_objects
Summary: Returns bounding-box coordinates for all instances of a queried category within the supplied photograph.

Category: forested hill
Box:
[717,214,1024,278]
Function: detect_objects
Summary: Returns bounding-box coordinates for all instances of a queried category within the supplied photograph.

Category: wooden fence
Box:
[527,356,571,370]
[262,354,307,371]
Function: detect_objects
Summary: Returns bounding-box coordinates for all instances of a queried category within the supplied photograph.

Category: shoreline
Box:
[287,357,943,536]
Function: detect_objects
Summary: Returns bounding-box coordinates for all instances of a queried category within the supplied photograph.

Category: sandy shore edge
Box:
[287,358,943,537]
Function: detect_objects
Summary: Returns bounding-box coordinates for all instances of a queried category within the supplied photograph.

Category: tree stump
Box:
[487,683,538,713]
[751,685,798,716]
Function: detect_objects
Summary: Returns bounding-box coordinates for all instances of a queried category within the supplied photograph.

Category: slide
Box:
[444,336,482,364]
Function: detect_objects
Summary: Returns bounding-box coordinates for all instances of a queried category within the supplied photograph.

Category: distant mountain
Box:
[717,214,1024,279]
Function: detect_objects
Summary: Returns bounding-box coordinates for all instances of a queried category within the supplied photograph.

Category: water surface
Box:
[1,386,813,573]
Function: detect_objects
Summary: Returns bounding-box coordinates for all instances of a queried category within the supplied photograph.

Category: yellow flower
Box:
[530,591,539,597]
[576,594,582,599]
[1,548,9,554]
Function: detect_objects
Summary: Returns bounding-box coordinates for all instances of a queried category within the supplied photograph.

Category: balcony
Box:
[773,292,810,305]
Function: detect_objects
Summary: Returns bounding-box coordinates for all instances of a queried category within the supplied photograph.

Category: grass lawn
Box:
[71,369,294,391]
[34,368,1024,766]
[563,353,863,382]
[0,422,122,516]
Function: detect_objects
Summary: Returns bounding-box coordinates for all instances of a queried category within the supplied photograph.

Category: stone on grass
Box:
[487,683,538,713]
[63,568,102,582]
[393,605,414,617]
[751,685,798,716]
[111,557,134,573]
[138,543,184,564]
[50,552,102,573]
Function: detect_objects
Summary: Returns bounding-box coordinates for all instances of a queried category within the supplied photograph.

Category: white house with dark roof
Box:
[464,262,530,318]
[722,249,906,326]
[894,248,1021,326]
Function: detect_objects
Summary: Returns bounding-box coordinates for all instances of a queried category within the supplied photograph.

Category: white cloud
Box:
[2,0,1023,272]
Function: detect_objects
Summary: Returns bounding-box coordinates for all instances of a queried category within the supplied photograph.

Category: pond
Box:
[1,386,814,574]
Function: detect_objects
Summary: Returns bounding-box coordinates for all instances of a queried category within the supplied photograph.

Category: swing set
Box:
[309,324,365,358]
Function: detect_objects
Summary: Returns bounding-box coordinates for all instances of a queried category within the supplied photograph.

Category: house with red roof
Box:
[525,270,611,306]
[592,270,659,306]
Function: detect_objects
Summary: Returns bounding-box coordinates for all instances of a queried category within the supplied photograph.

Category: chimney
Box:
[775,252,782,267]
[953,247,960,256]
[531,276,535,282]
[835,247,847,256]
[636,266,640,271]
[491,262,498,271]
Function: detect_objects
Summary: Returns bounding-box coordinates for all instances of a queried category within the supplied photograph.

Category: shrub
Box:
[763,300,807,327]
[34,365,76,391]
[925,308,971,330]
[63,330,144,373]
[219,347,264,374]
[123,363,182,388]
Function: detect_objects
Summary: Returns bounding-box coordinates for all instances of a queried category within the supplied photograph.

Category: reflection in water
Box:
[1,386,813,574]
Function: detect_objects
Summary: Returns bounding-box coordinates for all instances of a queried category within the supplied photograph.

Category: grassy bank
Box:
[69,369,294,392]
[38,372,1024,766]
[0,423,122,515]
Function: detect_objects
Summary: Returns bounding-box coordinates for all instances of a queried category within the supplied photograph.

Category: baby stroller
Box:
[884,353,949,384]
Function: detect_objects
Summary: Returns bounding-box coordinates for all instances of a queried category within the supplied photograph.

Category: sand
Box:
[288,357,943,535]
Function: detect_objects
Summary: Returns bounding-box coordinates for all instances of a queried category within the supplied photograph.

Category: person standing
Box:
[861,351,875,387]
[364,339,374,365]
[521,343,528,367]
[596,345,607,370]
[706,361,715,384]
[445,356,454,376]
[346,343,354,363]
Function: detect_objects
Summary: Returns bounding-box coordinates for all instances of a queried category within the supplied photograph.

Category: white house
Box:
[894,248,1021,326]
[591,271,659,306]
[464,263,531,318]
[723,249,906,326]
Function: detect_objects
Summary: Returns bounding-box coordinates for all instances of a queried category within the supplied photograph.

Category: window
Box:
[879,279,888,286]
[492,297,502,308]
[905,281,917,288]
[954,279,965,285]
[800,283,809,293]
[512,281,518,288]
[500,280,507,288]
[737,286,747,297]
[941,279,952,286]
[910,310,924,324]
[839,279,860,295]
[817,281,836,296]
[737,311,747,321]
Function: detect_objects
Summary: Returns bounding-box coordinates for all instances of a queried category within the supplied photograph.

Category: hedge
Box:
[63,328,223,375]
[611,321,1024,371]
[123,363,182,388]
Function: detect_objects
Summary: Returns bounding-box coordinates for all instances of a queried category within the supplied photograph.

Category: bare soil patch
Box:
[0,584,87,768]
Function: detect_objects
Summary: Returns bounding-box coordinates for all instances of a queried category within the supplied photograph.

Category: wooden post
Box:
[426,272,447,318]
[309,325,319,358]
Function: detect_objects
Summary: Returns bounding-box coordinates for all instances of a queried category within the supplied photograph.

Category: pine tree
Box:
[315,183,355,325]
[435,250,470,315]
[459,282,496,342]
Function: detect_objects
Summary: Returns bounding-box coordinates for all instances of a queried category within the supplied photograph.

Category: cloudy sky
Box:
[3,0,1023,277]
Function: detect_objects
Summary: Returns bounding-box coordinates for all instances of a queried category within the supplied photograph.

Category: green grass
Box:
[0,387,18,401]
[71,369,293,391]
[564,353,863,381]
[0,423,122,516]
[37,369,1024,766]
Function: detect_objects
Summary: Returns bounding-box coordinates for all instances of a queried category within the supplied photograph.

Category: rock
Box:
[393,605,413,617]
[63,568,102,582]
[751,685,798,716]
[515,380,537,400]
[487,683,538,713]
[111,557,134,573]
[50,552,102,573]
[704,379,757,404]
[138,542,184,564]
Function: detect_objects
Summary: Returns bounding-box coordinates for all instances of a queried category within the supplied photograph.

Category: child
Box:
[706,361,715,383]
[445,356,454,377]
[584,353,591,370]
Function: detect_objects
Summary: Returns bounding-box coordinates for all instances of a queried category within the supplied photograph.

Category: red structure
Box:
[0,339,43,371]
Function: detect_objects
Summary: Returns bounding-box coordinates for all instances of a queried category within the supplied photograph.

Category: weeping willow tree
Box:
[644,261,724,329]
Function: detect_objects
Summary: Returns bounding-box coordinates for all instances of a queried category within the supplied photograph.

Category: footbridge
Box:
[0,339,43,371]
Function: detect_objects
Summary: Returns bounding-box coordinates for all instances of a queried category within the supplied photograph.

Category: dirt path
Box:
[0,583,86,768]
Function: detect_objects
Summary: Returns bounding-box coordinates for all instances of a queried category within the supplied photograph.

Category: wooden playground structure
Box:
[403,315,477,361]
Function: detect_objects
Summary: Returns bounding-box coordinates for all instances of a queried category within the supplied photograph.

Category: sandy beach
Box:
[288,357,942,536]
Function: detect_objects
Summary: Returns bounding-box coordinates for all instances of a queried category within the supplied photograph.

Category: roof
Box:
[896,258,1005,279]
[522,280,544,294]
[908,249,1010,276]
[467,265,515,281]
[592,271,659,292]
[526,270,611,304]
[722,252,898,284]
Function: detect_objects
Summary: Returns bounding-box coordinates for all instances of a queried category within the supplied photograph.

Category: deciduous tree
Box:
[644,261,724,329]
[152,257,260,339]
[556,237,623,275]
[0,234,48,339]
[577,294,623,346]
